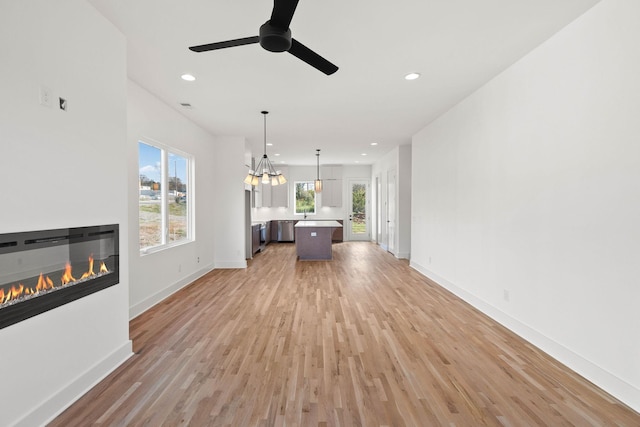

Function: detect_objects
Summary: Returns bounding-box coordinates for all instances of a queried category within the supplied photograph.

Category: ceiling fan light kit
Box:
[244,111,287,187]
[189,0,338,75]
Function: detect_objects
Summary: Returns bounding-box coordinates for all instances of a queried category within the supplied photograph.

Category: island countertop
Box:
[294,220,342,228]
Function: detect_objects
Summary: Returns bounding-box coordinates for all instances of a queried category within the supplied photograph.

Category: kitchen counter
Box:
[294,220,342,228]
[294,221,342,260]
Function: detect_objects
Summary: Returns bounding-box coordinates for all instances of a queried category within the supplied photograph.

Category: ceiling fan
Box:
[189,0,338,75]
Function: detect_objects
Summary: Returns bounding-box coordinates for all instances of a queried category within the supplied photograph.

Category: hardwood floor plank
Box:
[50,242,639,426]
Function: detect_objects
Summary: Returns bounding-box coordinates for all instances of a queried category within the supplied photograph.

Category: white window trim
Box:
[138,139,194,254]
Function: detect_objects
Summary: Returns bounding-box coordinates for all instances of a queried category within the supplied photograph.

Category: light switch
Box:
[311,232,317,237]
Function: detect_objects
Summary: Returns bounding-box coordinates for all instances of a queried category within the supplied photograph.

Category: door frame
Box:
[346,179,370,241]
[386,169,396,254]
[375,175,381,244]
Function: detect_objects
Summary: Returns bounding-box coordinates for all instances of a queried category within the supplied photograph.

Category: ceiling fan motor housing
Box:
[259,21,292,52]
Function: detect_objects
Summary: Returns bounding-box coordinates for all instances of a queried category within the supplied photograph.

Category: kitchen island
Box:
[294,220,343,260]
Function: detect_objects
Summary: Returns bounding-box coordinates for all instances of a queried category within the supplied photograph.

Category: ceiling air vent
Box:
[179,102,192,109]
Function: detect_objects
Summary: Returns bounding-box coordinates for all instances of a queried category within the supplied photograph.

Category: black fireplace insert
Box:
[0,224,119,329]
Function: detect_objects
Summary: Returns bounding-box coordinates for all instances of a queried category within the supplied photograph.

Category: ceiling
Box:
[88,0,600,166]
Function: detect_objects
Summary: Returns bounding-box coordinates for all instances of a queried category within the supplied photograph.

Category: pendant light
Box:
[314,149,322,193]
[244,111,286,186]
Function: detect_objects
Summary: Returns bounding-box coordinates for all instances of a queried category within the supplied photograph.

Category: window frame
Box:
[294,181,317,216]
[138,140,194,254]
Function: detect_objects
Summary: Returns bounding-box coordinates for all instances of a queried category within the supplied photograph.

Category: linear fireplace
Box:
[0,224,119,329]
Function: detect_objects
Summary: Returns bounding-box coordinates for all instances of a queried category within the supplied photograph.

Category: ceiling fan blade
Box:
[189,36,259,52]
[288,39,339,75]
[270,0,300,29]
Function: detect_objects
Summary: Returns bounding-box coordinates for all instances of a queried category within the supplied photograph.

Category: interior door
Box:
[347,179,369,241]
[375,175,381,244]
[386,170,396,254]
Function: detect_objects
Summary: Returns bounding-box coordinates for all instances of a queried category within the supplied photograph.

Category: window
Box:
[295,181,316,215]
[138,141,192,252]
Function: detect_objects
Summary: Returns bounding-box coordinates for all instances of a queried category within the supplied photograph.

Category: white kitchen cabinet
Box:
[252,186,260,208]
[321,178,342,207]
[320,166,342,207]
[253,164,288,208]
[320,165,343,180]
[270,167,289,207]
[260,181,272,207]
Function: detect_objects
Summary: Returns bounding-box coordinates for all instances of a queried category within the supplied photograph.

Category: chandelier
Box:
[244,111,286,186]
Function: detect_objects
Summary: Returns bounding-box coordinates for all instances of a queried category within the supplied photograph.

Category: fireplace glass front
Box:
[0,224,119,329]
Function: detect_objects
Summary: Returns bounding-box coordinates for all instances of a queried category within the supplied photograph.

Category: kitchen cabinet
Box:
[254,181,273,208]
[332,220,344,242]
[320,166,342,207]
[256,166,289,207]
[260,182,272,207]
[321,166,343,180]
[270,167,289,207]
[295,221,342,260]
[322,179,342,207]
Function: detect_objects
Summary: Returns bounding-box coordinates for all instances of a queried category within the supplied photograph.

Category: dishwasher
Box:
[277,220,295,242]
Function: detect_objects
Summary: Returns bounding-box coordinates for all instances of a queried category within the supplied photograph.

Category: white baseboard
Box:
[409,261,640,413]
[129,265,215,319]
[14,341,133,427]
[395,251,410,260]
[214,260,248,269]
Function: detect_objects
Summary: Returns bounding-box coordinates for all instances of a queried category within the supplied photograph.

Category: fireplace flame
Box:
[1,256,110,306]
[80,256,95,280]
[36,273,55,291]
[61,262,76,285]
[1,284,25,303]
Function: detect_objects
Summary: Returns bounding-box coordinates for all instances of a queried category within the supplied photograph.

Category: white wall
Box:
[372,145,412,258]
[411,0,640,411]
[397,146,412,258]
[127,83,247,317]
[213,136,249,268]
[0,2,131,425]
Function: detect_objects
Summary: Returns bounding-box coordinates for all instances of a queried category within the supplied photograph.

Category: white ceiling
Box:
[88,0,600,166]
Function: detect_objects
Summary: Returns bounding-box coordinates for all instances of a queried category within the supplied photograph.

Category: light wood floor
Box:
[51,242,639,426]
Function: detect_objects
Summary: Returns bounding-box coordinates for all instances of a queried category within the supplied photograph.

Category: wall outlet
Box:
[178,264,182,272]
[197,257,200,263]
[39,85,52,107]
[503,289,510,302]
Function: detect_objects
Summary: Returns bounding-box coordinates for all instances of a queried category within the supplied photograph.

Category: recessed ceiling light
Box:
[266,143,273,146]
[370,142,378,146]
[181,74,196,81]
[361,153,367,156]
[404,72,421,81]
[274,153,280,156]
